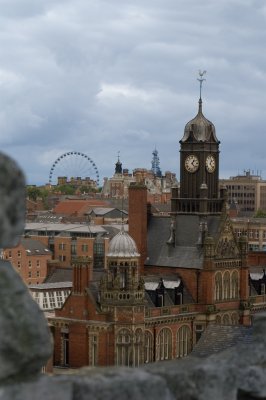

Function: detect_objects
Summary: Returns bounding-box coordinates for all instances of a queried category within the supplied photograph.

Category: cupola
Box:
[180,98,219,143]
[108,226,140,258]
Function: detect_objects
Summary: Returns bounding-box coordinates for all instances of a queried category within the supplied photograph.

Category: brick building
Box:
[3,237,52,285]
[45,92,266,369]
[23,222,112,269]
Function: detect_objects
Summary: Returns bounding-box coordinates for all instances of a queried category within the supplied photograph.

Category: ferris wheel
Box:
[48,151,100,186]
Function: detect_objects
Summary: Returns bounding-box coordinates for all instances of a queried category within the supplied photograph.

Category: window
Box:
[59,255,66,262]
[144,331,153,364]
[116,329,131,366]
[43,293,49,309]
[36,260,40,268]
[59,243,66,250]
[156,328,172,361]
[71,242,77,255]
[8,250,12,258]
[28,260,32,268]
[261,283,265,295]
[222,314,230,325]
[89,334,98,366]
[223,271,230,300]
[134,329,142,367]
[231,313,239,325]
[28,271,32,278]
[17,250,21,258]
[82,244,88,252]
[48,292,56,308]
[231,271,239,299]
[214,272,222,301]
[36,271,40,278]
[93,239,105,269]
[195,324,204,343]
[176,325,191,358]
[17,261,21,269]
[56,291,64,307]
[62,332,69,366]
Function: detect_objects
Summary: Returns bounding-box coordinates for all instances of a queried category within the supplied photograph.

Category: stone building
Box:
[220,170,266,216]
[101,151,177,203]
[46,92,264,369]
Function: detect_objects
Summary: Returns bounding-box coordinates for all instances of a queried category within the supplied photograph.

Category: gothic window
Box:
[116,329,132,367]
[176,325,192,358]
[214,272,223,301]
[144,331,153,364]
[231,270,239,299]
[61,332,69,366]
[223,271,230,300]
[231,312,239,325]
[134,329,143,367]
[222,314,230,325]
[89,334,98,366]
[156,328,172,361]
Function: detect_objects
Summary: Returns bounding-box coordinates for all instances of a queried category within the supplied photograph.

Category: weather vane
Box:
[197,70,207,99]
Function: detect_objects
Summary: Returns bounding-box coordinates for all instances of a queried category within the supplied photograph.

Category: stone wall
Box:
[0,152,265,400]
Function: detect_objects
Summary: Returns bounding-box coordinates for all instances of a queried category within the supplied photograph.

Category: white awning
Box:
[250,272,264,280]
[145,282,159,291]
[163,279,181,289]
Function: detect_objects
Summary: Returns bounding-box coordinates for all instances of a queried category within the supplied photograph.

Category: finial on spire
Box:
[117,150,120,162]
[197,70,207,100]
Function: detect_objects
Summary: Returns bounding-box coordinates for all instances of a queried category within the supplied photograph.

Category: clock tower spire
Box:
[172,72,222,215]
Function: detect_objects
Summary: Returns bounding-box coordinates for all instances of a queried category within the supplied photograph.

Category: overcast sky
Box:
[0,0,266,186]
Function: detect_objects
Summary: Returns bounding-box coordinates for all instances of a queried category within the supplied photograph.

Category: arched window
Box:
[214,272,222,301]
[116,329,132,366]
[231,270,239,299]
[222,314,230,325]
[156,328,172,361]
[223,271,230,300]
[134,329,143,367]
[231,312,239,325]
[176,325,192,358]
[144,331,153,364]
[216,315,222,324]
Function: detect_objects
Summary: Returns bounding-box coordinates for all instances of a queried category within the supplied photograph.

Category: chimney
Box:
[72,256,93,295]
[128,183,147,275]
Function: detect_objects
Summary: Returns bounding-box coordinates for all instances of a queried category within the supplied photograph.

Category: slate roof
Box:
[29,281,72,290]
[19,237,51,255]
[145,214,222,269]
[88,207,128,216]
[191,324,253,358]
[45,267,73,283]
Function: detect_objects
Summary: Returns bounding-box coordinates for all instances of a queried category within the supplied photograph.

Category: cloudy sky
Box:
[0,0,266,186]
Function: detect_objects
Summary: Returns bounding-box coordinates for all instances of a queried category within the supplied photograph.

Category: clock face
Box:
[185,155,199,173]
[206,155,216,173]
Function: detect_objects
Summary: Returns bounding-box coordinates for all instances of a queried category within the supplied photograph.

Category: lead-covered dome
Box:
[180,99,219,143]
[108,227,140,258]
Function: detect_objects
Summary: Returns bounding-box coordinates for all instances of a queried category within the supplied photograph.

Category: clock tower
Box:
[172,72,222,215]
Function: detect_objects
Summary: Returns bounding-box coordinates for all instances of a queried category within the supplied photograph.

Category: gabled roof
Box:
[145,214,226,269]
[53,200,109,216]
[88,207,128,216]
